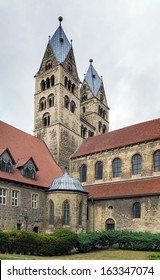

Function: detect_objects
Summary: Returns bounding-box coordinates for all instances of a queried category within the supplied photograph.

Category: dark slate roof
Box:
[49,25,71,64]
[85,62,102,96]
[49,169,87,193]
[71,118,160,158]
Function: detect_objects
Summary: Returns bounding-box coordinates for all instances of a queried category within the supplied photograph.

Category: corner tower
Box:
[34,17,82,170]
[80,60,109,136]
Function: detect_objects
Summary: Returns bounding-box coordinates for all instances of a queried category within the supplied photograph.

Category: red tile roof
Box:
[71,118,160,158]
[85,177,160,199]
[0,121,62,187]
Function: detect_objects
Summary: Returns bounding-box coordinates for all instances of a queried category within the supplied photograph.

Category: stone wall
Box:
[87,195,160,233]
[71,139,160,185]
[0,181,47,231]
[46,190,88,232]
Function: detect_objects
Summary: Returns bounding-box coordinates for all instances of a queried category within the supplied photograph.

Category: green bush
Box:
[52,229,78,255]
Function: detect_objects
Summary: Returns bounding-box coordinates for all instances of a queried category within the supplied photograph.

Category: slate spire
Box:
[49,16,72,64]
[84,59,103,96]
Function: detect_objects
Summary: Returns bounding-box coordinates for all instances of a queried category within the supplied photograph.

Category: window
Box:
[82,94,87,102]
[12,190,19,207]
[81,125,87,138]
[48,94,54,108]
[64,76,68,88]
[154,150,160,172]
[63,200,70,225]
[17,223,22,230]
[51,75,55,86]
[39,97,46,111]
[46,77,50,89]
[0,151,14,173]
[113,158,121,178]
[95,161,103,180]
[105,218,115,230]
[98,121,102,132]
[24,164,36,180]
[70,101,76,113]
[45,60,52,71]
[133,202,141,218]
[64,96,70,109]
[0,188,6,205]
[40,80,45,91]
[79,201,83,226]
[42,113,50,127]
[49,201,54,225]
[68,80,72,91]
[32,194,38,209]
[71,83,75,93]
[102,124,107,133]
[132,154,141,175]
[80,164,87,182]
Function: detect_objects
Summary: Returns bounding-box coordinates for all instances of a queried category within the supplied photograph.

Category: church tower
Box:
[80,60,109,137]
[34,17,83,170]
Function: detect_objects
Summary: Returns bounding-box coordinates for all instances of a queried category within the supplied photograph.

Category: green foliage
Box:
[76,230,160,253]
[0,229,78,256]
[0,229,160,256]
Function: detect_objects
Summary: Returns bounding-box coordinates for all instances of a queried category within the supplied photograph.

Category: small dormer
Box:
[0,148,15,173]
[17,157,39,180]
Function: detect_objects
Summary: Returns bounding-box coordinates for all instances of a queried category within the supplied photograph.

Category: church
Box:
[0,17,160,233]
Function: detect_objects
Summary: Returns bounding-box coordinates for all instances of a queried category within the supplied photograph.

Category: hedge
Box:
[0,229,160,256]
[76,230,160,253]
[0,229,78,256]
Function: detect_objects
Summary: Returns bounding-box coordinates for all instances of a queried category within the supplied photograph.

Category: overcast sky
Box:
[0,0,160,134]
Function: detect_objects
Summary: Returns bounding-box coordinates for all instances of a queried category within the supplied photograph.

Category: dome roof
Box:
[49,169,87,193]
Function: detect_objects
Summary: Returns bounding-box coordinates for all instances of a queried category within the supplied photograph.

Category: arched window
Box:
[63,200,70,225]
[82,93,87,102]
[39,97,46,111]
[68,80,72,91]
[113,158,121,178]
[64,76,68,88]
[45,60,52,71]
[70,101,76,113]
[132,154,141,175]
[48,94,54,108]
[51,75,55,86]
[40,80,45,91]
[81,125,87,138]
[42,113,50,127]
[46,77,50,89]
[103,110,106,119]
[105,218,115,230]
[71,83,75,93]
[49,201,54,225]
[102,124,107,133]
[98,121,102,132]
[79,201,83,225]
[64,95,70,109]
[95,161,103,180]
[80,164,87,182]
[133,202,141,218]
[154,150,160,172]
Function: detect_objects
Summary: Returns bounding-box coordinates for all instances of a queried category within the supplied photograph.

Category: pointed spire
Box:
[49,16,71,63]
[84,60,102,96]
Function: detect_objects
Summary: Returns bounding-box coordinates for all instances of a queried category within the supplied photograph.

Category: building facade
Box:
[0,17,160,233]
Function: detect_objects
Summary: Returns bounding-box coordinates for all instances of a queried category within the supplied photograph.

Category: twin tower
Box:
[34,17,109,170]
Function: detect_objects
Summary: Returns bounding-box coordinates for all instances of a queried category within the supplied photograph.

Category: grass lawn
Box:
[1,249,160,260]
